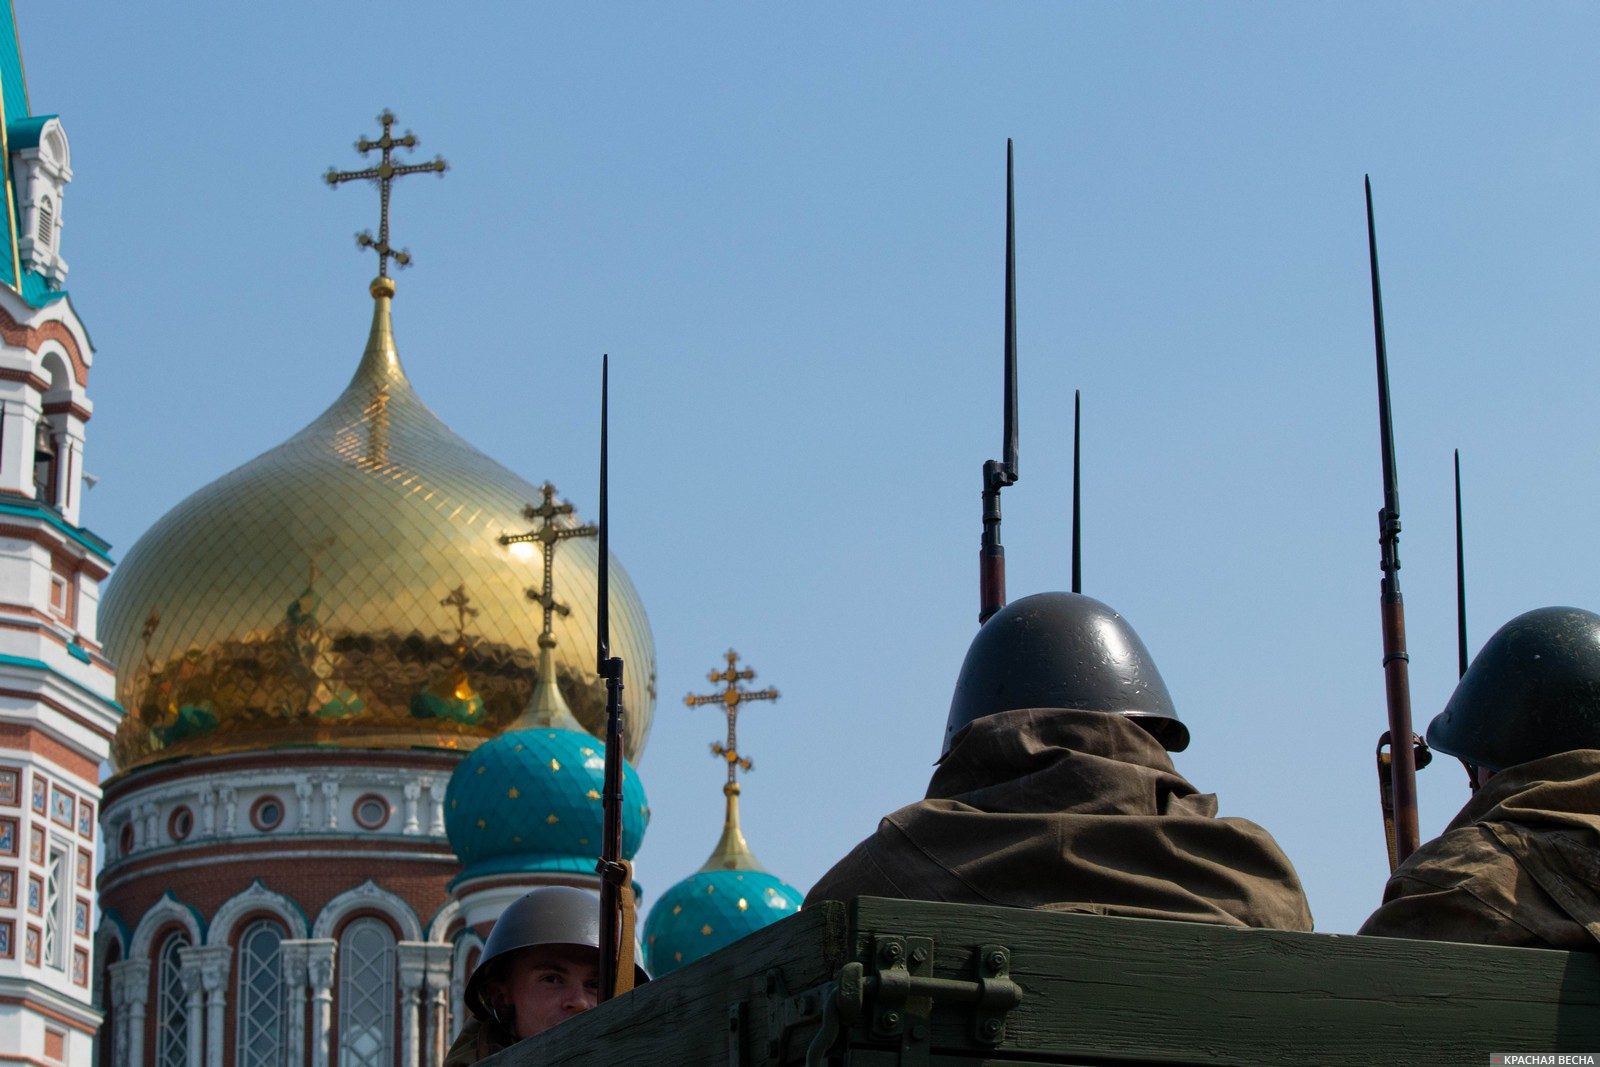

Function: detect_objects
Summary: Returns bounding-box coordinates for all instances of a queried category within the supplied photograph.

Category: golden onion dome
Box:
[100,278,655,773]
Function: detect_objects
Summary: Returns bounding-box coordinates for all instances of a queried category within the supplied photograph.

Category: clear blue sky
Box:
[28,2,1600,934]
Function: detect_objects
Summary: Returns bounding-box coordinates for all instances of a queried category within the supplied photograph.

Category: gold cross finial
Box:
[685,650,779,786]
[498,483,598,646]
[324,110,447,279]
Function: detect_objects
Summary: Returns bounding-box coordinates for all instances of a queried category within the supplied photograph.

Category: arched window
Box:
[235,920,285,1067]
[337,918,394,1067]
[155,933,189,1067]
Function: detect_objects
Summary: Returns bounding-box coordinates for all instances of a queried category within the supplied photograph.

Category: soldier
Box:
[1359,606,1600,949]
[805,592,1314,931]
[446,886,649,1065]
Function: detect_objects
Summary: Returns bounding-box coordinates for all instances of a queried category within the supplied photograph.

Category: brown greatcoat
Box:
[804,707,1313,931]
[1359,748,1600,950]
[443,1017,518,1067]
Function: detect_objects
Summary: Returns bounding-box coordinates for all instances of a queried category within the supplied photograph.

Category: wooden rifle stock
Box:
[596,657,635,1002]
[1379,596,1420,865]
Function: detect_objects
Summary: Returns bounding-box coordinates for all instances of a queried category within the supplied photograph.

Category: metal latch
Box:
[837,935,1024,1049]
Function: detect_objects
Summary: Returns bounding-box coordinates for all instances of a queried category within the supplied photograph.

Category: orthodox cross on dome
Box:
[440,583,479,653]
[498,483,598,648]
[324,110,447,279]
[685,650,779,786]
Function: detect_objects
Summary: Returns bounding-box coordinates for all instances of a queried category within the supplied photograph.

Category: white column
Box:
[422,943,454,1067]
[403,780,421,835]
[111,958,151,1067]
[295,778,315,832]
[397,942,428,1067]
[57,422,84,524]
[305,938,337,1067]
[143,800,159,846]
[321,780,340,831]
[0,393,42,498]
[198,787,216,838]
[178,949,205,1067]
[190,944,231,1067]
[280,940,310,1067]
[218,787,237,836]
[426,778,446,836]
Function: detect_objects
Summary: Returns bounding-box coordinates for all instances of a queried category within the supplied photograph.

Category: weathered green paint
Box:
[485,897,1600,1066]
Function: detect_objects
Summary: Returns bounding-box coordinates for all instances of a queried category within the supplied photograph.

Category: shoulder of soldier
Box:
[444,1017,520,1067]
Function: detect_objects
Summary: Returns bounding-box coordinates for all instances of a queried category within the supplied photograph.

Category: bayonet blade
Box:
[598,354,610,670]
[1072,389,1081,594]
[1003,138,1019,479]
[1456,449,1468,678]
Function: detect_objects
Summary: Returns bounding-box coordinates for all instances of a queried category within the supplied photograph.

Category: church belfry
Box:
[0,5,119,1067]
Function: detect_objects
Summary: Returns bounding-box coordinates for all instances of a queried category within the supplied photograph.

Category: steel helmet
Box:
[1427,606,1600,773]
[944,591,1188,757]
[463,885,649,1019]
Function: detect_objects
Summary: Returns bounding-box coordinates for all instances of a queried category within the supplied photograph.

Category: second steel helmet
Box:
[1427,606,1600,773]
[463,885,649,1019]
[944,591,1188,757]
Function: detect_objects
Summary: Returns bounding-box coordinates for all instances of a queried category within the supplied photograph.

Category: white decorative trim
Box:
[451,930,483,1036]
[93,913,127,960]
[312,879,422,942]
[206,880,308,945]
[129,892,203,960]
[425,896,461,944]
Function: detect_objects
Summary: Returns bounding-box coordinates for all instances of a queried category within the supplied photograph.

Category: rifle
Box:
[1365,177,1423,871]
[979,139,1020,624]
[594,354,637,1002]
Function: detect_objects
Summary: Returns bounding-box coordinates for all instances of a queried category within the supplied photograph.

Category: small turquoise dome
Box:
[445,727,648,885]
[644,867,802,975]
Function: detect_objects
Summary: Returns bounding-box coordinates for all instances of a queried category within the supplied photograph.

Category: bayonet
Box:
[594,354,637,1002]
[1072,389,1081,594]
[979,139,1020,624]
[1366,177,1422,870]
[1455,449,1468,679]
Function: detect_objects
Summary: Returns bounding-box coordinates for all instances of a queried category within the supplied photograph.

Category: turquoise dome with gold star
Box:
[445,725,647,884]
[643,782,800,975]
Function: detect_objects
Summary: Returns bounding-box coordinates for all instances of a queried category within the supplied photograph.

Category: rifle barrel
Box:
[1366,176,1420,865]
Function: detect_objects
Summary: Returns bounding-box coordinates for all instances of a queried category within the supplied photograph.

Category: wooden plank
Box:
[477,896,1600,1067]
[850,897,1600,1067]
[483,901,848,1067]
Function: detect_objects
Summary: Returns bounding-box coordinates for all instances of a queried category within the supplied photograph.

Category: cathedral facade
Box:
[0,7,807,1064]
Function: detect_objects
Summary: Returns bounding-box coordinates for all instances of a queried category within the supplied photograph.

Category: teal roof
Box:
[0,7,66,308]
[444,727,649,889]
[643,867,802,976]
[7,113,46,150]
[0,495,114,563]
[0,4,22,297]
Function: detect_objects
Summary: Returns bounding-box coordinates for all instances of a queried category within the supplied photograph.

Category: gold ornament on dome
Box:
[685,649,779,872]
[101,279,656,774]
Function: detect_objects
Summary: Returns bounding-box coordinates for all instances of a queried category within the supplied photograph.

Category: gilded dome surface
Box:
[100,283,655,772]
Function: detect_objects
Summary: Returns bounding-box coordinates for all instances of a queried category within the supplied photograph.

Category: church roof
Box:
[0,6,63,308]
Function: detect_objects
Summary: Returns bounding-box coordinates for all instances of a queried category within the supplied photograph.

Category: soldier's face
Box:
[489,942,601,1039]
